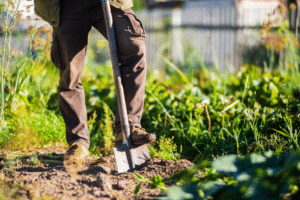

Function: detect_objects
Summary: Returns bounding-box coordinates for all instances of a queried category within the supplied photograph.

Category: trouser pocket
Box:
[122,12,146,38]
[51,31,63,69]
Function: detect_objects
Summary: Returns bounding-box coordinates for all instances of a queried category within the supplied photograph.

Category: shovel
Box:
[101,0,150,173]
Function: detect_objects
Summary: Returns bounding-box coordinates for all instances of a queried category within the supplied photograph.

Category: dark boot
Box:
[115,126,156,147]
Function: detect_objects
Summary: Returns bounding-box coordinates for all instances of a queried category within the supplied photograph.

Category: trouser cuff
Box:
[115,122,141,131]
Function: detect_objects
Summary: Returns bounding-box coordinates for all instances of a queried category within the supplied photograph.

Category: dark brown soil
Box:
[0,146,195,199]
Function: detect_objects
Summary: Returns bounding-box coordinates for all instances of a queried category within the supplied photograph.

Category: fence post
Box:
[172,7,184,65]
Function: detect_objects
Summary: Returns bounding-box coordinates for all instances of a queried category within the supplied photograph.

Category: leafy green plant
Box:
[28,110,66,146]
[159,150,300,200]
[133,151,300,199]
[149,136,180,161]
[133,172,166,196]
[273,113,300,149]
[89,102,115,156]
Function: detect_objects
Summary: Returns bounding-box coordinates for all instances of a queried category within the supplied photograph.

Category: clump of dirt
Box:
[0,146,195,199]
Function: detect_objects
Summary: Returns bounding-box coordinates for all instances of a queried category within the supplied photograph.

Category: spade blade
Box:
[113,144,150,173]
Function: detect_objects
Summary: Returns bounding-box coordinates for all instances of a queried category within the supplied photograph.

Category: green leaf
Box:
[151,175,165,188]
[269,82,279,99]
[133,172,151,183]
[272,128,290,138]
[236,173,250,182]
[220,100,240,113]
[134,183,141,196]
[284,150,300,169]
[290,185,299,194]
[297,162,300,170]
[200,181,226,198]
[165,185,194,200]
[166,167,198,183]
[264,151,274,158]
[250,154,266,164]
[212,155,238,173]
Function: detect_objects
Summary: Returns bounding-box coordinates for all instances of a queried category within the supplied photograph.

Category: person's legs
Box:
[51,14,93,149]
[92,7,156,147]
[92,7,147,130]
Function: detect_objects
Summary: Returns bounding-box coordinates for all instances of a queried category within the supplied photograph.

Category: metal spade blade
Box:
[113,144,150,173]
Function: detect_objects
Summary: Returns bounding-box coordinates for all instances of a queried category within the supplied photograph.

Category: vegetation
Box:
[135,150,300,199]
[1,0,300,199]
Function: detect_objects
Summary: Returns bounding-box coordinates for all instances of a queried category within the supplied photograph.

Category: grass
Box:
[149,136,180,161]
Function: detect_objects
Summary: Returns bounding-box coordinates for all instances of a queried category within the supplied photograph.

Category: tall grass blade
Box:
[241,75,249,104]
[11,58,28,111]
[272,128,290,138]
[1,26,8,122]
[161,56,191,86]
[221,100,240,113]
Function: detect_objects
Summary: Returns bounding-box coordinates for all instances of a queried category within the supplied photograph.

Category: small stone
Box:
[96,174,112,191]
[116,180,126,190]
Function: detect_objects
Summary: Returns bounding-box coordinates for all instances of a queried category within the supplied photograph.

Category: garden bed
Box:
[0,145,194,199]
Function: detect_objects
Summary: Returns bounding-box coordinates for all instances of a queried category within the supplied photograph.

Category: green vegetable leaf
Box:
[250,153,266,164]
[133,172,151,183]
[134,183,141,196]
[212,155,238,173]
[164,185,194,200]
[151,175,165,189]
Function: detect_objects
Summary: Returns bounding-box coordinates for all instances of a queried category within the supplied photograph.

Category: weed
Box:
[0,180,23,200]
[89,102,115,156]
[150,136,180,161]
[133,173,166,196]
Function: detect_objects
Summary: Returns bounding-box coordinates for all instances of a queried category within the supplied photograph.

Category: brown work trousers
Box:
[51,3,147,149]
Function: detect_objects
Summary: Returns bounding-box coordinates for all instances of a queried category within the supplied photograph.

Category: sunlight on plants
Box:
[150,136,180,161]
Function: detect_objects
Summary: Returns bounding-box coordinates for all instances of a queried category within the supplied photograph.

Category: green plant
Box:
[261,3,300,73]
[272,114,300,149]
[0,180,23,200]
[134,150,300,199]
[89,102,115,156]
[150,136,180,161]
[133,172,166,196]
[28,110,66,146]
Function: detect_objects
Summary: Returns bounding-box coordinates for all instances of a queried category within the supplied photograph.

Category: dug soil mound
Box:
[0,146,194,199]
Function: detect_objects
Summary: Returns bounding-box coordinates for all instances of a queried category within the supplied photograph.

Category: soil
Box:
[0,145,195,199]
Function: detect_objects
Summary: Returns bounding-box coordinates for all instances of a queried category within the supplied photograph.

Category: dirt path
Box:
[0,146,194,199]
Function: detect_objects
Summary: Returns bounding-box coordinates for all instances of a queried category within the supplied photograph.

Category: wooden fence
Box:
[1,1,294,72]
[135,2,285,72]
